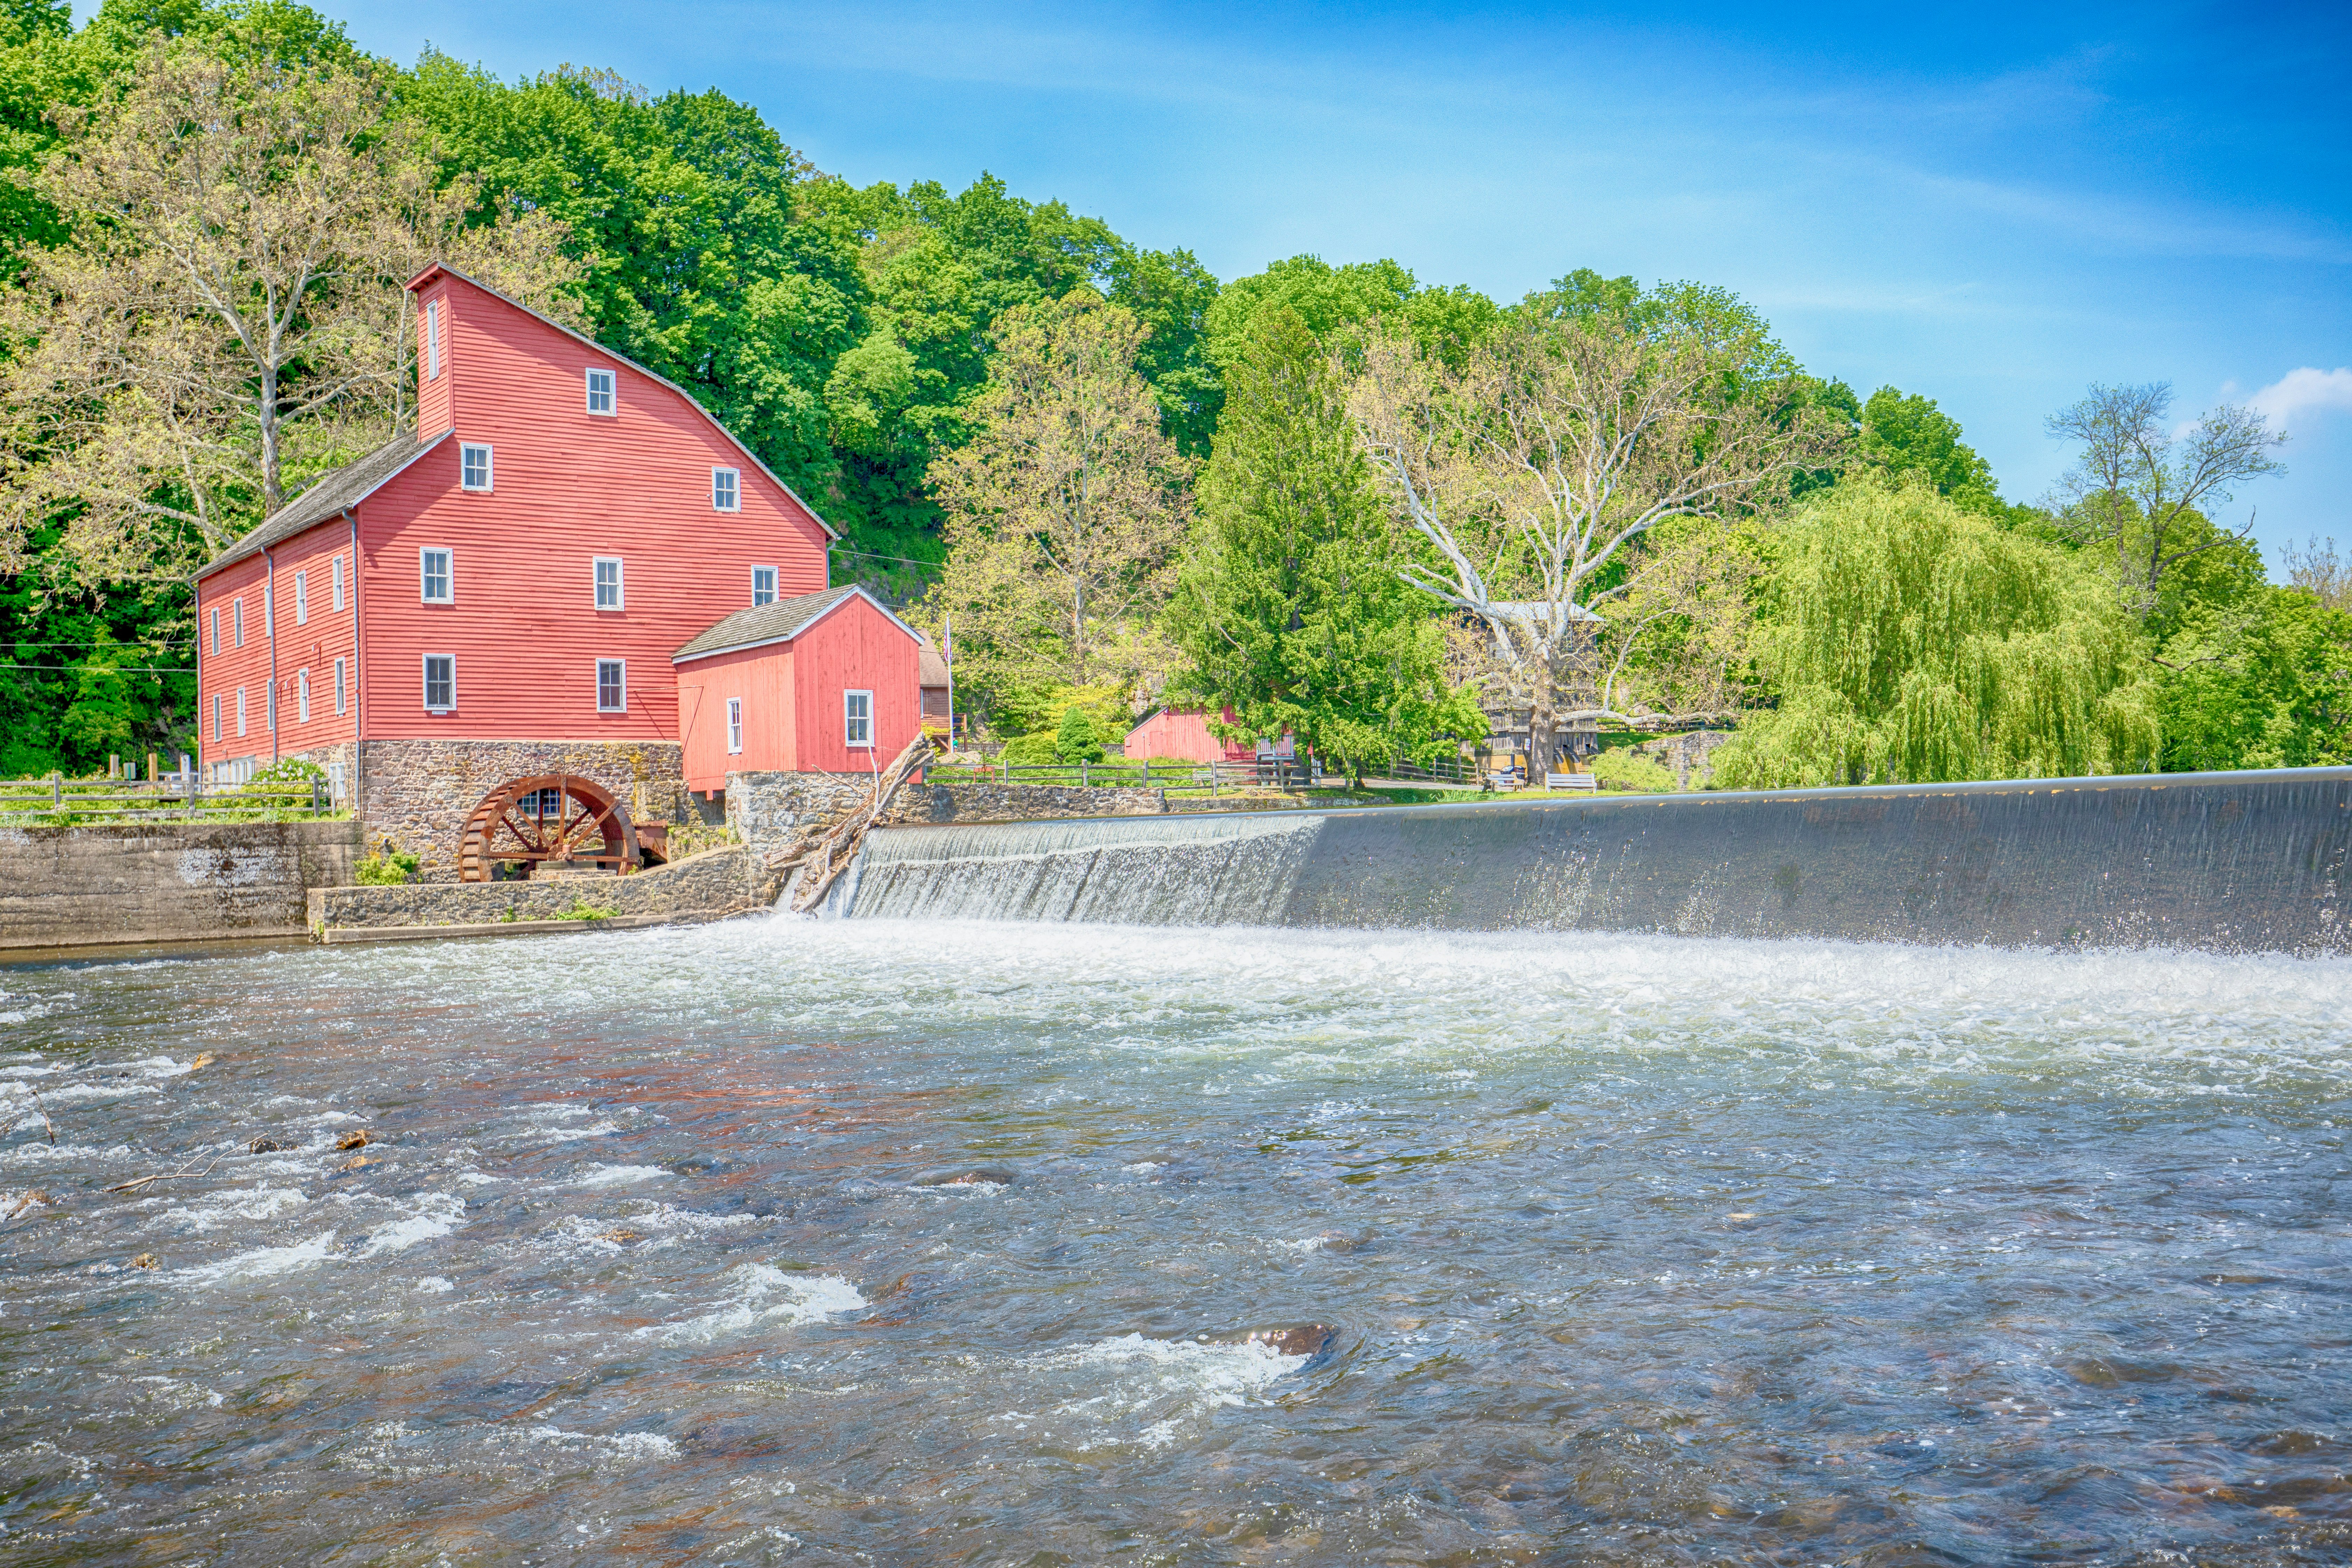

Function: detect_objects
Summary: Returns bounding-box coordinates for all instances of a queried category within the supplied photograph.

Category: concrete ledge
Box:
[321,913,679,943]
[0,819,360,952]
[309,844,785,937]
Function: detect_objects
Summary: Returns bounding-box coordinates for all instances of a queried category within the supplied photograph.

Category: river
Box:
[3,916,2347,1562]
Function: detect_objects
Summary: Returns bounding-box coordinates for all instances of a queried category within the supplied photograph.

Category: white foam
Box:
[1020,1333,1309,1450]
[575,1164,665,1187]
[523,1426,679,1461]
[636,1264,866,1344]
[355,1193,466,1256]
[165,1186,309,1234]
[416,1276,454,1293]
[179,1230,340,1284]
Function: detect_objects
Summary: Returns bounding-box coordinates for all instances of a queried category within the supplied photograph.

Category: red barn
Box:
[1125,707,1258,764]
[191,264,910,880]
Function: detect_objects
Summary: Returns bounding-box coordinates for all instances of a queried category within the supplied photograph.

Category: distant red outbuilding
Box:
[1124,707,1258,764]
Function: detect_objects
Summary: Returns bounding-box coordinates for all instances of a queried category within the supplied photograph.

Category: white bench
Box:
[1546,772,1597,791]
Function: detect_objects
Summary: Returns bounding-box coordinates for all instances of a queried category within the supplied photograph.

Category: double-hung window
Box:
[712,467,740,512]
[294,570,309,626]
[332,554,346,613]
[211,693,221,741]
[751,565,777,606]
[727,697,743,755]
[233,600,244,647]
[420,548,453,604]
[425,298,443,380]
[335,657,347,716]
[844,689,873,748]
[297,668,311,723]
[461,443,493,491]
[596,659,626,713]
[210,608,220,657]
[594,558,624,610]
[236,686,247,737]
[423,654,455,712]
[262,585,273,637]
[586,367,615,416]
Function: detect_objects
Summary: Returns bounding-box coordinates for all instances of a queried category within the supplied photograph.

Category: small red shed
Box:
[674,586,924,792]
[1124,707,1258,764]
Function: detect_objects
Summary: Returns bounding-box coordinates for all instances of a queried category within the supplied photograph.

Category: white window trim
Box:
[262,584,273,638]
[425,298,443,380]
[727,696,743,755]
[460,443,493,492]
[419,546,454,605]
[211,693,220,741]
[236,686,247,737]
[332,555,346,613]
[233,599,244,647]
[297,667,311,723]
[596,658,628,713]
[844,688,874,748]
[335,657,347,716]
[210,607,220,657]
[713,466,740,512]
[422,653,456,713]
[585,366,616,416]
[750,565,777,605]
[594,556,625,611]
[294,570,309,626]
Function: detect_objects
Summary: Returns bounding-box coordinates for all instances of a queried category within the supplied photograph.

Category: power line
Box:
[0,664,191,673]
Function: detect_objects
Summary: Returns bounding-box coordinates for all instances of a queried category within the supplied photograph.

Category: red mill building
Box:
[193,264,923,882]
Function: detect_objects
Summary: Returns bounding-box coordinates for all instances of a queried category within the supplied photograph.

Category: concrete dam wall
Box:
[842,768,2352,954]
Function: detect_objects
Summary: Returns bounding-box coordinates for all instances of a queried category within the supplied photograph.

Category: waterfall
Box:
[830,769,2352,954]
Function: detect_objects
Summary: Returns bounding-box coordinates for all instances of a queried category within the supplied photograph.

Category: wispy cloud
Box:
[2245,368,2352,427]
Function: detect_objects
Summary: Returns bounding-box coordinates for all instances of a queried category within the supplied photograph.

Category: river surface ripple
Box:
[2,919,2348,1564]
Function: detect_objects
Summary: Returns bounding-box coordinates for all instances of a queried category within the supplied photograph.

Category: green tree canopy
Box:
[1172,305,1478,781]
[1717,479,2161,788]
[1858,386,2003,514]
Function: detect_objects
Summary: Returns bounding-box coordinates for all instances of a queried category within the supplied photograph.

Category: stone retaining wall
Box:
[0,820,360,952]
[355,738,689,882]
[724,771,1170,854]
[308,845,778,933]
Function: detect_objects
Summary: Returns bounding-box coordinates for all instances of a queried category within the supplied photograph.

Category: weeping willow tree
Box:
[1716,479,2161,788]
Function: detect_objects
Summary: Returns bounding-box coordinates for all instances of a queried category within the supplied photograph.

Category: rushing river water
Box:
[2,916,2348,1564]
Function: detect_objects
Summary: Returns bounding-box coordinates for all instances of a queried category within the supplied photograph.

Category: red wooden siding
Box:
[350,272,831,742]
[1125,708,1254,763]
[194,522,359,768]
[792,596,922,775]
[677,642,800,791]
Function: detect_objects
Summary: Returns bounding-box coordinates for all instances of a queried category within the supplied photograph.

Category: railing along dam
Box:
[838,768,2352,953]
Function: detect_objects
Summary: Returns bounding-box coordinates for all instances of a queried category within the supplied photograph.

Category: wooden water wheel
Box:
[456,774,640,882]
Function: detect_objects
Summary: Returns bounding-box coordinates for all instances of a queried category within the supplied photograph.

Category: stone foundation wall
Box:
[309,845,777,932]
[0,820,360,951]
[1629,730,1735,790]
[356,738,688,881]
[724,771,1168,854]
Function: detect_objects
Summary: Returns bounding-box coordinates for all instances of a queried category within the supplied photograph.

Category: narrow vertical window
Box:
[212,693,221,741]
[596,659,626,712]
[233,599,244,647]
[297,668,311,723]
[263,584,273,637]
[844,689,873,747]
[333,554,346,612]
[461,444,492,491]
[594,557,624,610]
[727,697,743,755]
[267,682,276,730]
[420,548,453,604]
[423,654,454,711]
[236,687,247,736]
[712,467,739,512]
[335,657,347,716]
[425,298,442,380]
[294,571,309,626]
[751,565,777,606]
[210,607,220,656]
[585,367,615,415]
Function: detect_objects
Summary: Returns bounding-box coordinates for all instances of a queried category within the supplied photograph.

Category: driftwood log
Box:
[763,734,935,914]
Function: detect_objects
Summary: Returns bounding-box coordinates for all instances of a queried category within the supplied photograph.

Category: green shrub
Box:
[999,732,1059,768]
[354,846,420,885]
[556,900,616,922]
[1592,747,1677,793]
[251,757,325,787]
[1055,707,1106,763]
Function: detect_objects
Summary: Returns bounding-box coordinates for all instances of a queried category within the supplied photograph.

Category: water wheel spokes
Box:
[457,774,640,882]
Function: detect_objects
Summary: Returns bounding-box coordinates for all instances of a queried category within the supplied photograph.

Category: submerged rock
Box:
[910,1166,1017,1188]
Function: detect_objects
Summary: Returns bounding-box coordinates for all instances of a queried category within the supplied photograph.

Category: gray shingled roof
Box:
[673,586,862,663]
[196,429,452,578]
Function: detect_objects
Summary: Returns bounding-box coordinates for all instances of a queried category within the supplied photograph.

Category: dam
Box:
[842,766,2352,952]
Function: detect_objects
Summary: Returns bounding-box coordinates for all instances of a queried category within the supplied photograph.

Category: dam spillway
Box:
[845,766,2352,952]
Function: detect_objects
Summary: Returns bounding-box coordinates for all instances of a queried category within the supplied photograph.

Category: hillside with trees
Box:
[2,0,2343,783]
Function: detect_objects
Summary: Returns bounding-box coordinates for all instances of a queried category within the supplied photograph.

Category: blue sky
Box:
[169,0,2352,561]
